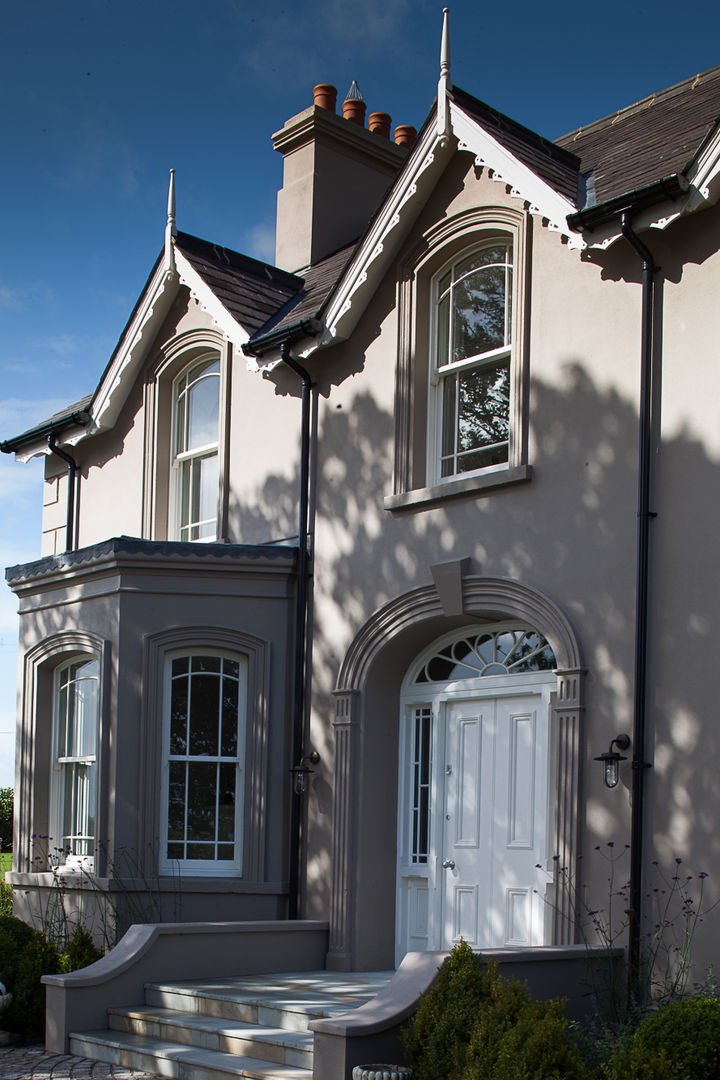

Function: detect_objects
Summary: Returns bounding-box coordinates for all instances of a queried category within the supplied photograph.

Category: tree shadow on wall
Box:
[228,359,720,930]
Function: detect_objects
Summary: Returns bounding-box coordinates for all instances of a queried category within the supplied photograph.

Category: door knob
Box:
[441,859,456,870]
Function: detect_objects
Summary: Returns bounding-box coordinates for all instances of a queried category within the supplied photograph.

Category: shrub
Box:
[403,940,589,1080]
[59,923,103,973]
[608,996,720,1080]
[0,914,61,1038]
[0,788,12,853]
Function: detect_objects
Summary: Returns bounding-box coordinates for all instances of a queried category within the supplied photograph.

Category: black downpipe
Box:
[281,342,314,920]
[47,433,79,552]
[620,212,656,993]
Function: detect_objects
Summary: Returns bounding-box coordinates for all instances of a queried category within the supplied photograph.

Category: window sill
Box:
[384,464,531,511]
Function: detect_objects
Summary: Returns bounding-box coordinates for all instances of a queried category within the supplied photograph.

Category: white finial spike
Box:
[437,8,452,142]
[165,168,177,274]
[440,7,451,84]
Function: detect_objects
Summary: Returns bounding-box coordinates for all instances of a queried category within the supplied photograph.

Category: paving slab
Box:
[0,1044,159,1079]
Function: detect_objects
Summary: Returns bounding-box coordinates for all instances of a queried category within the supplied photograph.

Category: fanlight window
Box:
[414,627,556,684]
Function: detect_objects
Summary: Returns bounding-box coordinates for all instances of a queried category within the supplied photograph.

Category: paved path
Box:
[0,1045,158,1078]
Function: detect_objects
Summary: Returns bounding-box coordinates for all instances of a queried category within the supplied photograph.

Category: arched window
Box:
[161,651,247,874]
[52,656,99,871]
[413,625,556,684]
[432,241,514,480]
[171,354,221,541]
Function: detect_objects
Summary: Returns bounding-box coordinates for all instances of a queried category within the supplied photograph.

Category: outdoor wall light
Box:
[595,733,631,788]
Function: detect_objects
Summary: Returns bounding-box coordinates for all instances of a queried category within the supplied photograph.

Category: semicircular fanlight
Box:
[415,627,556,683]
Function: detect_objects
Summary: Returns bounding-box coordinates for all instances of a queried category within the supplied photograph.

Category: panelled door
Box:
[395,625,558,965]
[441,693,550,950]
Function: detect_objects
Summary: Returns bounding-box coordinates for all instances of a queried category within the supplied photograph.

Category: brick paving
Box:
[0,1045,159,1079]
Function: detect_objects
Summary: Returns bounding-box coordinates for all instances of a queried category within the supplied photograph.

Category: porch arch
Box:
[327,576,585,970]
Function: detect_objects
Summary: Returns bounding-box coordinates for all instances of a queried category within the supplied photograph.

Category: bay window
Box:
[161,652,247,874]
[53,657,99,871]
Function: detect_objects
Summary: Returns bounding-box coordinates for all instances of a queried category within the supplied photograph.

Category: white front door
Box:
[440,693,550,950]
[396,676,554,963]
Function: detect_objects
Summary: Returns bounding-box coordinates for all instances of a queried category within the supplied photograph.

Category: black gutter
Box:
[567,174,688,233]
[244,318,323,359]
[1,409,91,456]
[47,433,80,553]
[620,212,656,999]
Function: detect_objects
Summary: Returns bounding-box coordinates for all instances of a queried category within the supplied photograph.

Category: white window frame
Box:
[170,353,221,542]
[159,649,247,876]
[386,207,530,511]
[429,242,514,484]
[51,655,100,874]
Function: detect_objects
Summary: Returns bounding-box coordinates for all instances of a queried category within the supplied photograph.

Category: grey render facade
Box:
[4,54,720,979]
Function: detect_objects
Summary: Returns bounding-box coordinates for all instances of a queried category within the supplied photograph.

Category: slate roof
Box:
[452,86,581,204]
[246,242,358,349]
[176,232,302,335]
[555,64,720,207]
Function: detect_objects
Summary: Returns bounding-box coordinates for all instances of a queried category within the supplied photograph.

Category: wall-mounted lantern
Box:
[595,733,631,788]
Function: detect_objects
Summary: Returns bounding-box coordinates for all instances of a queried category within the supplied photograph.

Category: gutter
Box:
[244,318,323,360]
[567,173,689,233]
[0,409,91,457]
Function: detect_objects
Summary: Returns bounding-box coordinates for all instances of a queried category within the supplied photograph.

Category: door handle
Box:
[441,859,456,870]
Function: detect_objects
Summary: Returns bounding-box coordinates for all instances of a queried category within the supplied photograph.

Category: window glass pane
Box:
[457,358,510,458]
[440,374,457,477]
[437,294,450,369]
[223,658,239,679]
[454,245,507,278]
[175,391,186,455]
[221,677,239,757]
[170,676,188,755]
[217,844,234,861]
[167,843,183,860]
[187,369,219,451]
[188,674,220,757]
[192,656,221,673]
[187,762,217,841]
[217,763,236,842]
[187,843,215,860]
[453,264,507,362]
[167,762,186,841]
[172,657,189,676]
[198,454,218,525]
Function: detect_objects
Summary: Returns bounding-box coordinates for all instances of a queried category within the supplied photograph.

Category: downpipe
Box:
[620,211,656,994]
[280,342,315,920]
[47,432,79,552]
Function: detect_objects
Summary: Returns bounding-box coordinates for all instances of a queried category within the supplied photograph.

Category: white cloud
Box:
[245,222,276,263]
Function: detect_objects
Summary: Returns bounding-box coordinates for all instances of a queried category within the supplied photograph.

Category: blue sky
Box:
[1,0,719,786]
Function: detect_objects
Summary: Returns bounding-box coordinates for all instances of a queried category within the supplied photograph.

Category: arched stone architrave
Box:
[327,576,585,971]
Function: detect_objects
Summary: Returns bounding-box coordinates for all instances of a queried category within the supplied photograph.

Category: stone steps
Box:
[68,970,393,1080]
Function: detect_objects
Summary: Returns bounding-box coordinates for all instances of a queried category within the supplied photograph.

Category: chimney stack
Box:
[273,82,409,272]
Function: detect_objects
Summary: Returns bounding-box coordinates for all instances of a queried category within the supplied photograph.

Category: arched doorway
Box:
[327,577,584,972]
[396,623,557,964]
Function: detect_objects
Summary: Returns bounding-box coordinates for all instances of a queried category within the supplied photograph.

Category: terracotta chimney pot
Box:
[313,84,337,112]
[343,98,366,126]
[394,124,417,148]
[368,112,392,138]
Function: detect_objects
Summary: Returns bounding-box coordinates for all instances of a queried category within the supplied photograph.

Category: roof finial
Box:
[165,168,177,274]
[438,8,452,143]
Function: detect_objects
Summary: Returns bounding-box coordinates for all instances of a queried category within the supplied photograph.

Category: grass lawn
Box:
[0,852,11,880]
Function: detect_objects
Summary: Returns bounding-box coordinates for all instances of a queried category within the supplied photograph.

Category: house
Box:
[4,11,720,1023]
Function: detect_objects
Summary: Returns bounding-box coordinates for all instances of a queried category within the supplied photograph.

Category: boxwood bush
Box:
[0,915,61,1038]
[403,940,589,1080]
[607,995,720,1080]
